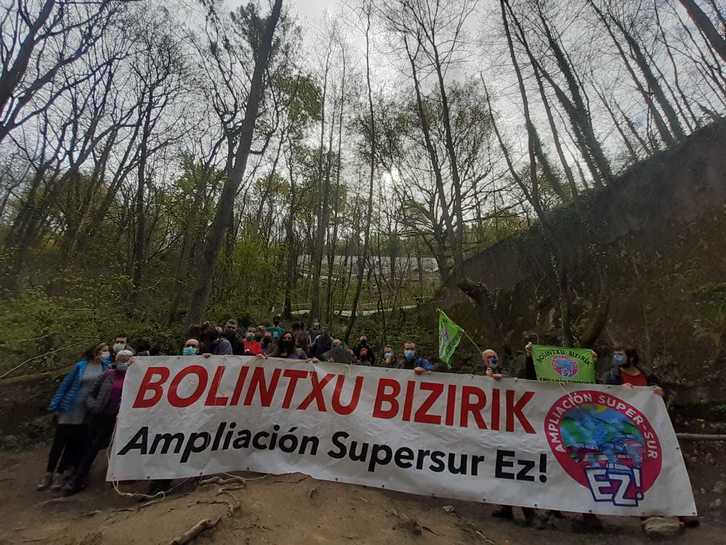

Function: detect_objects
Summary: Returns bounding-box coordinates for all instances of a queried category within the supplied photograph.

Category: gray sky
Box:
[287,0,345,39]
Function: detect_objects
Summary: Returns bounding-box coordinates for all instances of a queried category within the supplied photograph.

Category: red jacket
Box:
[243,340,263,356]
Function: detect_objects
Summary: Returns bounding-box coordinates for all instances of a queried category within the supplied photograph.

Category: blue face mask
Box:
[404,350,415,361]
[183,346,198,356]
[613,353,627,366]
[488,356,498,368]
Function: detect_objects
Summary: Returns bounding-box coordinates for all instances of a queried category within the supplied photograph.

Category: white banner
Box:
[108,356,696,517]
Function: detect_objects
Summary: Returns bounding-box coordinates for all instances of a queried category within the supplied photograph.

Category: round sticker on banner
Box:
[544,390,662,507]
[552,355,579,378]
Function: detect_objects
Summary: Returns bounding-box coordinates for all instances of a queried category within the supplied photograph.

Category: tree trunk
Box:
[531,2,613,185]
[187,0,284,325]
[403,36,456,276]
[654,1,701,130]
[610,13,685,141]
[585,0,675,147]
[129,95,155,308]
[344,7,376,344]
[591,83,638,163]
[532,63,577,197]
[678,0,726,63]
[309,44,333,325]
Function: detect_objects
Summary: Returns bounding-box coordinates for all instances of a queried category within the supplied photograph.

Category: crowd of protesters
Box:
[37,318,439,497]
[36,316,692,533]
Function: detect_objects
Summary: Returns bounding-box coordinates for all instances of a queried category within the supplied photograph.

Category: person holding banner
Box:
[271,332,307,359]
[606,347,663,395]
[242,329,263,356]
[63,350,134,495]
[38,343,111,492]
[381,345,397,367]
[321,339,355,364]
[353,336,376,366]
[397,341,434,374]
[479,348,542,527]
[182,338,200,356]
[200,324,233,356]
[481,349,504,379]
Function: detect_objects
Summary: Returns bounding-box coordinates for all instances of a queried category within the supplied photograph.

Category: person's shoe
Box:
[572,513,603,533]
[36,473,53,491]
[49,472,66,491]
[492,506,514,520]
[523,510,548,530]
[61,480,79,497]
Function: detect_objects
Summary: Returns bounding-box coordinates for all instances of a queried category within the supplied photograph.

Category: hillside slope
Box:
[437,120,726,407]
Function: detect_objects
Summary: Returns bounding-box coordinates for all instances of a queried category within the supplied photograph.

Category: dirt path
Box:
[0,447,723,545]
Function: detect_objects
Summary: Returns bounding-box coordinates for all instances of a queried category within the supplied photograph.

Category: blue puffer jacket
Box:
[49,358,110,414]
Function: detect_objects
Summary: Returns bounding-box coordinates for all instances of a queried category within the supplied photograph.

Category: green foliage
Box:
[0,276,128,374]
[273,72,322,136]
[207,234,286,322]
[691,282,726,346]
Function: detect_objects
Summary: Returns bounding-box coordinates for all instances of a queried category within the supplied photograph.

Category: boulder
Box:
[642,517,683,538]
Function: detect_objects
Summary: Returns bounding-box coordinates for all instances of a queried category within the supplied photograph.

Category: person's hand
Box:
[591,350,598,360]
[622,383,634,389]
[525,342,533,356]
[414,367,426,375]
[492,373,503,381]
[256,353,268,360]
[653,386,665,397]
[308,358,320,363]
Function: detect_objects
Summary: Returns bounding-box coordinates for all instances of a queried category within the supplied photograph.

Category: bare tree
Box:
[345,2,376,343]
[678,0,726,62]
[188,0,285,324]
[0,0,126,144]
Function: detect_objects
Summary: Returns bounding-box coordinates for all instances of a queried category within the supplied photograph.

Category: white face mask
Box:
[112,343,126,353]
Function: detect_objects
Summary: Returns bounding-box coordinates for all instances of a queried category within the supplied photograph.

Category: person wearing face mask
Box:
[293,322,310,353]
[111,335,133,359]
[182,338,200,356]
[482,347,541,526]
[268,316,284,341]
[606,347,663,394]
[260,331,275,354]
[308,328,333,360]
[270,332,306,359]
[38,343,111,491]
[481,349,504,379]
[397,341,434,374]
[309,321,322,344]
[381,345,397,367]
[243,329,263,356]
[200,324,233,355]
[356,346,375,366]
[62,350,134,495]
[605,348,697,531]
[353,335,376,366]
[322,339,355,364]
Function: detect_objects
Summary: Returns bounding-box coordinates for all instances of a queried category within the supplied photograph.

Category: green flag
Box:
[438,309,463,367]
[531,345,596,383]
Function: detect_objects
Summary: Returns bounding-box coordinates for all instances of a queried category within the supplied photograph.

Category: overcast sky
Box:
[289,0,340,24]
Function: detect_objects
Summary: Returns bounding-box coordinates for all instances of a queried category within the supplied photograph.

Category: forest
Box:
[0,0,724,374]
